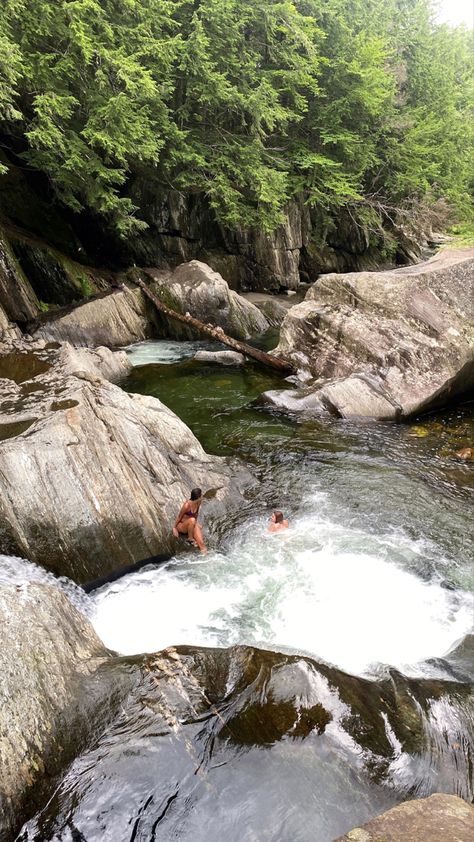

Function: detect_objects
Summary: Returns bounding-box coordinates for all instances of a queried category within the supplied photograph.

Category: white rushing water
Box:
[89,490,473,678]
[126,339,221,366]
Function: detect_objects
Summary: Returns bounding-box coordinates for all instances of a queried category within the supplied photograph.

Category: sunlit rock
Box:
[194,350,245,365]
[0,302,22,343]
[148,260,269,340]
[268,249,474,420]
[456,446,474,461]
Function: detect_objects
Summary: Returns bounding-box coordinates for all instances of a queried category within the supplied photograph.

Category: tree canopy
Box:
[0,0,472,233]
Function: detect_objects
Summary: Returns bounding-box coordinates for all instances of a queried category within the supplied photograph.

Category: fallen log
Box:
[133,275,296,375]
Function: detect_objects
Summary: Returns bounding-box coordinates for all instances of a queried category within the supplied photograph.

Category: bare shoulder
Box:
[268,522,289,533]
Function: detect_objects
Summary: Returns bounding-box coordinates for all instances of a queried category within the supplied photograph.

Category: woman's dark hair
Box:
[191,487,202,500]
[273,510,284,523]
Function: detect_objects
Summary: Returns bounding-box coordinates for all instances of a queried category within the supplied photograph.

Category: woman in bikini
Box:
[172,487,207,553]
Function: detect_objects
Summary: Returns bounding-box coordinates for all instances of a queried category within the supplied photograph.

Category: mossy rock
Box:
[9,237,110,307]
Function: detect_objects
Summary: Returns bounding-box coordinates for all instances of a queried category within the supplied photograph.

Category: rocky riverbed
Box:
[0,248,473,842]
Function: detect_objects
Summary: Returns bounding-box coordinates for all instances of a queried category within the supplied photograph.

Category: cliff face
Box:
[0,224,113,325]
[0,157,430,308]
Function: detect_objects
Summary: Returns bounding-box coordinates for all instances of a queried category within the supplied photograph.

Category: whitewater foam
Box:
[88,508,473,676]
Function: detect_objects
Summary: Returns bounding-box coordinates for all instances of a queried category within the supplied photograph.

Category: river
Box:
[89,339,473,676]
[9,338,474,841]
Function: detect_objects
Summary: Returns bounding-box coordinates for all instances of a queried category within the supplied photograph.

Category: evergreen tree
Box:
[0,0,472,233]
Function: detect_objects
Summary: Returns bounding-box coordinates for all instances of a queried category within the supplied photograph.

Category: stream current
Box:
[91,339,474,678]
[9,338,474,841]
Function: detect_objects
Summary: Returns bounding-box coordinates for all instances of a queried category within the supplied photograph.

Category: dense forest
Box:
[0,0,473,239]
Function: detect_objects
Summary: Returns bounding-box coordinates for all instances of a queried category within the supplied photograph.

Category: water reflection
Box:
[18,646,474,842]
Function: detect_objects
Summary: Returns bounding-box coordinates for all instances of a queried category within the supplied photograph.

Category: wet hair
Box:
[273,510,284,523]
[190,487,202,501]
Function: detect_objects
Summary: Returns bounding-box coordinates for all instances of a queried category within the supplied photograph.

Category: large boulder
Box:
[0,342,253,582]
[33,284,159,348]
[33,263,270,348]
[0,580,133,842]
[334,793,474,842]
[266,248,474,420]
[147,260,269,340]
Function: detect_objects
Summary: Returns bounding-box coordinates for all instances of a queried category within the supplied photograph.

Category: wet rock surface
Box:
[16,642,474,842]
[268,249,474,420]
[0,341,254,582]
[334,793,474,842]
[0,581,133,842]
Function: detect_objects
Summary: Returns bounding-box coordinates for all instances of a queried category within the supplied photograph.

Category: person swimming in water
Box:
[267,510,289,533]
[172,487,207,553]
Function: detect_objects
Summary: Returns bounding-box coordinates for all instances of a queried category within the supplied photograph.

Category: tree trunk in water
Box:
[133,276,296,375]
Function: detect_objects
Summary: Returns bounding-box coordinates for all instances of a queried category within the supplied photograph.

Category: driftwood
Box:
[134,276,296,375]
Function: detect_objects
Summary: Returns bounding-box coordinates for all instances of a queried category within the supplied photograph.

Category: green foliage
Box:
[377,2,474,222]
[78,274,94,298]
[0,0,472,232]
[1,0,181,230]
[446,222,474,247]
